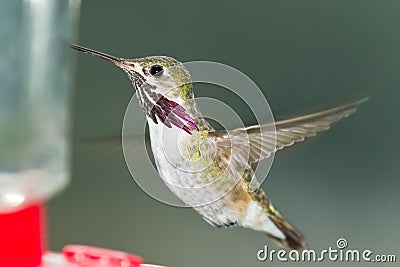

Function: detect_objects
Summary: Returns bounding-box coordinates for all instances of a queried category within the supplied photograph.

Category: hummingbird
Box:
[71,44,366,251]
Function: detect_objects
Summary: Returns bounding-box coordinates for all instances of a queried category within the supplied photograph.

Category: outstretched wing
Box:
[208,98,368,163]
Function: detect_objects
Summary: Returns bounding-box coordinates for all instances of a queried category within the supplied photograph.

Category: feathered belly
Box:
[148,121,251,225]
[153,148,237,207]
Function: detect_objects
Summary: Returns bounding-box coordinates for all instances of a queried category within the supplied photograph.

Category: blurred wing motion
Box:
[208,98,368,163]
[74,133,151,157]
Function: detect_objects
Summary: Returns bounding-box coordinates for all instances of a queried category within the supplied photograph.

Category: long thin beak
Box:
[70,44,121,65]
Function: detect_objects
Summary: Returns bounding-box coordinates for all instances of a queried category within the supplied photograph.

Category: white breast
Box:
[147,119,232,205]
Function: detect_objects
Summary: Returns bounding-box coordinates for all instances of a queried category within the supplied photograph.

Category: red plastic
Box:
[62,245,144,267]
[0,204,45,267]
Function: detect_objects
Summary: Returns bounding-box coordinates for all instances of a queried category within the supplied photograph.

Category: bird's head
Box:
[71,45,198,134]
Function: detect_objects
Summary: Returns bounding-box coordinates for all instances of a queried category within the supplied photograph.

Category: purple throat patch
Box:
[150,96,199,134]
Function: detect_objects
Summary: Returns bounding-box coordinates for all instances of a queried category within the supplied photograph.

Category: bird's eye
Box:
[150,64,164,76]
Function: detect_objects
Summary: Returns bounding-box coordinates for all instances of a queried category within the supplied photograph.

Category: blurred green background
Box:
[49,0,400,266]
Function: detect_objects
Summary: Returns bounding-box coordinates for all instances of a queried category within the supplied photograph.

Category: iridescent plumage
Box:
[71,44,366,250]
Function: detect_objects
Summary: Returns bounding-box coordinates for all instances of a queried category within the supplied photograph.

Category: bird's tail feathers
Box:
[243,189,307,251]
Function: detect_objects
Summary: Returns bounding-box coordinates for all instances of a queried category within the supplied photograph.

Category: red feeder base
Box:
[0,204,45,267]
